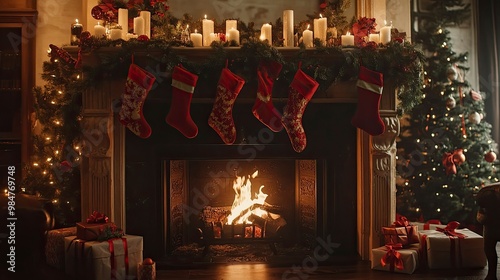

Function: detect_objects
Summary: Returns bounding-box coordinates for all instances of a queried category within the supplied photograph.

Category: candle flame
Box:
[75,19,79,23]
[346,31,350,36]
[320,14,323,18]
[204,14,207,19]
[384,20,387,26]
[307,24,310,30]
[195,29,197,33]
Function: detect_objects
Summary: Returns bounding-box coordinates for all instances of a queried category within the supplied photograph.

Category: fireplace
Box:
[77,48,400,262]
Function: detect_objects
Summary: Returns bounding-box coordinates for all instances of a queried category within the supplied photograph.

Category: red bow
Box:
[393,214,411,227]
[381,243,405,272]
[442,149,464,175]
[86,210,109,223]
[436,221,467,238]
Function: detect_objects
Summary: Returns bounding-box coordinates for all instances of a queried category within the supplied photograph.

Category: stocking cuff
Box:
[358,66,383,87]
[172,65,199,87]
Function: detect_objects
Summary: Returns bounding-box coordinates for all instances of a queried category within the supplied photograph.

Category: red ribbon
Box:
[108,237,129,279]
[436,221,467,238]
[442,149,464,175]
[393,214,410,227]
[423,219,441,230]
[86,210,109,223]
[381,243,405,272]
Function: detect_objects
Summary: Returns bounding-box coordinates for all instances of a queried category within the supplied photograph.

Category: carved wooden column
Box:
[80,70,126,229]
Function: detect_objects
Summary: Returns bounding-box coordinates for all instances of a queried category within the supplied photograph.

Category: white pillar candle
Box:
[134,17,145,36]
[190,29,202,47]
[380,21,392,44]
[118,8,128,39]
[314,15,327,46]
[226,19,237,36]
[126,33,138,41]
[109,28,122,40]
[228,28,240,45]
[283,10,294,47]
[202,15,214,46]
[303,24,313,48]
[341,31,354,46]
[94,21,106,37]
[260,23,272,45]
[140,11,151,38]
[368,33,380,44]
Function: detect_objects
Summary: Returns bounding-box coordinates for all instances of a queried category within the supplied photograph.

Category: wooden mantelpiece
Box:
[74,47,399,260]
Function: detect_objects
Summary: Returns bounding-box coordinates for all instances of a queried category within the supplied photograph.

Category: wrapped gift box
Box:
[414,220,442,231]
[382,225,419,247]
[45,227,77,269]
[420,228,486,269]
[65,235,143,280]
[371,244,420,274]
[76,221,113,241]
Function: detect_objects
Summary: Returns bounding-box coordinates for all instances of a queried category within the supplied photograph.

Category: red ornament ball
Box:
[485,151,497,163]
[143,258,154,265]
[137,35,149,42]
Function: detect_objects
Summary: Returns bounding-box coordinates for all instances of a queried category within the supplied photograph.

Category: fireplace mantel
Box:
[75,47,399,260]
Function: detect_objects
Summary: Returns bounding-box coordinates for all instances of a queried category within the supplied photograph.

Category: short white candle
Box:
[228,28,240,45]
[341,31,354,46]
[140,11,151,38]
[94,22,106,38]
[134,17,145,36]
[118,8,128,39]
[283,10,294,47]
[380,20,392,44]
[202,15,214,46]
[190,29,202,47]
[109,28,122,40]
[209,33,220,44]
[314,14,327,46]
[260,23,272,45]
[226,19,237,36]
[303,24,313,48]
[368,33,380,44]
[126,33,138,41]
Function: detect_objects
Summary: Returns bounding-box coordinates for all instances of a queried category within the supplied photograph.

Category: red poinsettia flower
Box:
[352,17,377,47]
[320,2,328,9]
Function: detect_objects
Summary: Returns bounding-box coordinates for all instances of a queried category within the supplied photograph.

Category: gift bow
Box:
[381,243,405,272]
[86,210,109,223]
[393,214,411,227]
[436,221,467,238]
[442,149,464,175]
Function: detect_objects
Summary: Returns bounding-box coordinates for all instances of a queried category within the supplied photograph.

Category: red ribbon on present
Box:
[393,214,410,227]
[86,210,109,224]
[423,219,441,230]
[381,243,405,272]
[108,237,129,280]
[436,221,467,238]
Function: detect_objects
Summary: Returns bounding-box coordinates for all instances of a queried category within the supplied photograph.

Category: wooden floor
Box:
[2,245,498,280]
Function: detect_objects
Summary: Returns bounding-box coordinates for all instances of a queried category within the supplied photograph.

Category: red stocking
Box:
[118,63,156,138]
[166,65,199,138]
[208,67,246,144]
[351,66,385,136]
[281,64,319,153]
[252,61,283,132]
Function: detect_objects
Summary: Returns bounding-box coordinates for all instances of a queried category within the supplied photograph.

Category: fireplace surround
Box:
[76,47,399,261]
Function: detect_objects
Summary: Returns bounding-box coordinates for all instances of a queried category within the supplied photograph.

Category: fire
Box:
[226,170,269,225]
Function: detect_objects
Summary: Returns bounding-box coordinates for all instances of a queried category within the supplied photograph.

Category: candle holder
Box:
[71,19,83,46]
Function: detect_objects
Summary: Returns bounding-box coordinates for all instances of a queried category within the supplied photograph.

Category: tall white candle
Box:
[118,8,128,39]
[202,15,214,46]
[226,20,237,36]
[283,10,294,47]
[380,20,392,44]
[94,21,106,37]
[313,15,327,46]
[341,31,354,46]
[303,24,313,48]
[140,11,151,38]
[190,29,202,47]
[260,23,272,45]
[228,28,240,45]
[134,17,145,36]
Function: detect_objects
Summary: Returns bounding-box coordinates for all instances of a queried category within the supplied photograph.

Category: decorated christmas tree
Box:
[396,0,499,224]
[21,45,83,227]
